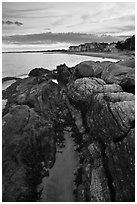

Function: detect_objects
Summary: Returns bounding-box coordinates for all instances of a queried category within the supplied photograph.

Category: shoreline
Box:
[64,51,134,60]
[3,50,134,60]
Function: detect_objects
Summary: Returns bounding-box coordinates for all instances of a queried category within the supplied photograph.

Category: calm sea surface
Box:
[2,52,118,109]
[2,52,118,78]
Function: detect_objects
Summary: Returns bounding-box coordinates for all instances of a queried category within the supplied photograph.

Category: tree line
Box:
[115,35,135,51]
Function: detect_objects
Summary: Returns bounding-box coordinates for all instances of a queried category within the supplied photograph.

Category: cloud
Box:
[2,20,23,26]
[15,21,23,26]
[2,32,128,46]
[44,27,51,31]
[2,2,135,36]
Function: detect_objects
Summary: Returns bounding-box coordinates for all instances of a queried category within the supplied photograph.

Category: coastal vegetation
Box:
[116,35,135,51]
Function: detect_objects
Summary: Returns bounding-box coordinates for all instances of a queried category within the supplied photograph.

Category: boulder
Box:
[28,68,51,77]
[120,77,135,94]
[101,63,135,93]
[3,76,58,115]
[67,77,122,105]
[74,62,94,78]
[86,92,134,143]
[56,63,71,85]
[74,61,113,78]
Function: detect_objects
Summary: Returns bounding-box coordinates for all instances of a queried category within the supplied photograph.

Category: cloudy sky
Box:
[2,2,135,52]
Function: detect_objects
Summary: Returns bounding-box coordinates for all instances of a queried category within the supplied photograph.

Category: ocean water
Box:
[2,52,118,110]
[2,52,118,78]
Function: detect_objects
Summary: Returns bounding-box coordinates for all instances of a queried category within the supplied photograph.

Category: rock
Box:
[2,76,20,83]
[56,63,71,85]
[86,92,134,143]
[90,165,111,202]
[77,185,85,201]
[74,62,94,78]
[101,63,135,93]
[103,92,135,102]
[2,60,135,202]
[74,61,113,78]
[105,128,135,201]
[66,65,135,201]
[109,100,135,133]
[3,76,58,116]
[76,91,134,201]
[17,92,27,104]
[120,77,135,94]
[2,105,56,201]
[86,142,111,201]
[117,57,135,68]
[67,77,122,105]
[28,68,51,77]
[102,84,123,93]
[67,77,105,103]
[2,74,70,201]
[65,97,85,134]
[82,133,91,143]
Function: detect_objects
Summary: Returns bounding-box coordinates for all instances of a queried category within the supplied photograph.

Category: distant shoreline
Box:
[65,51,135,60]
[2,50,67,54]
[2,50,134,60]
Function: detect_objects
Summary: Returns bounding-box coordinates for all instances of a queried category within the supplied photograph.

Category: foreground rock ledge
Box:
[2,57,135,202]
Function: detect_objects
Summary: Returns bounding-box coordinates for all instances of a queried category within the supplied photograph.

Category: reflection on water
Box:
[38,127,79,202]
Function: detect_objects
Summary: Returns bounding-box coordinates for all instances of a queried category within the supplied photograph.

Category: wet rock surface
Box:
[2,57,135,202]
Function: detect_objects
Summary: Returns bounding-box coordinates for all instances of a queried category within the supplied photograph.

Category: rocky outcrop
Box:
[56,63,72,85]
[74,61,113,78]
[2,75,70,201]
[67,76,135,201]
[67,77,122,105]
[88,142,111,202]
[28,68,51,77]
[2,105,56,201]
[72,58,135,94]
[2,57,135,202]
[2,76,19,82]
[105,128,135,201]
[101,63,135,94]
[3,76,59,116]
